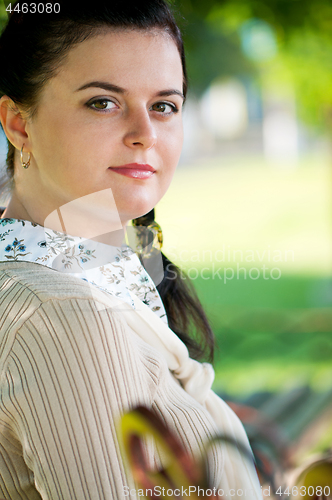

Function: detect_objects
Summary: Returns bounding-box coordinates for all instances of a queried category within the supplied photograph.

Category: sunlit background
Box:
[157,0,332,480]
[1,0,332,488]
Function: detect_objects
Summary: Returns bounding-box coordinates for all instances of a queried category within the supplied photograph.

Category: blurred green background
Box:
[156,0,332,398]
[1,0,332,468]
[157,157,332,395]
[158,0,332,467]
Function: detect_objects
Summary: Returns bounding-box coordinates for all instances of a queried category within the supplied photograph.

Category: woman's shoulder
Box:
[0,260,141,360]
[0,260,111,304]
[0,260,165,388]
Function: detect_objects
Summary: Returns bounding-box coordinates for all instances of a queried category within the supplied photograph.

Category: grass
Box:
[156,154,332,395]
[157,154,332,276]
[194,273,332,394]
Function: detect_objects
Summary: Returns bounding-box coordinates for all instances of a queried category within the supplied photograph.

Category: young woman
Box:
[0,1,261,498]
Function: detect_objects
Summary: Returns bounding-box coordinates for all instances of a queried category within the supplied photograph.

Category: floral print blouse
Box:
[0,217,168,324]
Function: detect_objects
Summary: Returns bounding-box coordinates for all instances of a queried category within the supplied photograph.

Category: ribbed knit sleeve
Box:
[0,264,223,499]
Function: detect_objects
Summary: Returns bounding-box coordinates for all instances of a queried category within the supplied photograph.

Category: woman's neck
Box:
[0,191,34,221]
[1,192,128,247]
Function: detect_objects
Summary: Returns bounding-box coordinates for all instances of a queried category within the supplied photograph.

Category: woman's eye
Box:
[151,102,177,114]
[87,98,117,111]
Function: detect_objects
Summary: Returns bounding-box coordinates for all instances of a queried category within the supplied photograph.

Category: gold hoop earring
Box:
[20,144,31,169]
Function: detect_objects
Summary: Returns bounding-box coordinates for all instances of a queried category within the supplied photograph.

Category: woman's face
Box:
[22,29,184,226]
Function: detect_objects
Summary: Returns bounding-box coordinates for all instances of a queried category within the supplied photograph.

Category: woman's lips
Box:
[108,163,156,179]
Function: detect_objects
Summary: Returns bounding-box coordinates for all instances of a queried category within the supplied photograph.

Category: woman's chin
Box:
[118,200,159,223]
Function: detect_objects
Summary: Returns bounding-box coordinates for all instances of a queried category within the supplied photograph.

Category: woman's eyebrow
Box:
[157,89,185,100]
[75,81,125,93]
[75,81,184,100]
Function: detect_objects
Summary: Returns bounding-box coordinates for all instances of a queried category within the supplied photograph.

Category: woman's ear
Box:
[0,95,30,150]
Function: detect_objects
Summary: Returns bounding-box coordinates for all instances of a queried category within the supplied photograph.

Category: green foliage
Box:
[0,1,8,29]
[173,0,332,130]
[182,16,254,94]
[274,30,332,130]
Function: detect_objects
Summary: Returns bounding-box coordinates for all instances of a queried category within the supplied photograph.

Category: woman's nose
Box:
[123,109,157,150]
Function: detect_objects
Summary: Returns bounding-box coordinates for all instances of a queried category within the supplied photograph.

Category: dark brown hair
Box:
[0,0,214,361]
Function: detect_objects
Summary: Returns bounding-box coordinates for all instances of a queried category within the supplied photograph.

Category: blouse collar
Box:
[0,217,168,324]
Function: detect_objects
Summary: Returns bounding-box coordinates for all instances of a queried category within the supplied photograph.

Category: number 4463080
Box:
[5,3,60,14]
[276,486,331,497]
